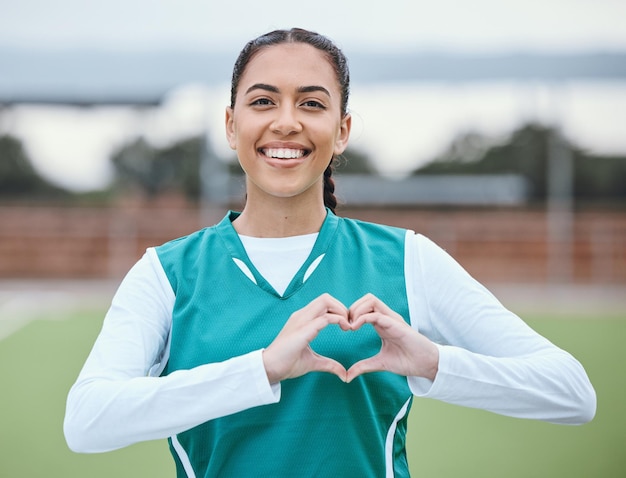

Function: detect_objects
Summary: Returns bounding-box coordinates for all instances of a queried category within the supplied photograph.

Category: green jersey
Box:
[157,210,413,477]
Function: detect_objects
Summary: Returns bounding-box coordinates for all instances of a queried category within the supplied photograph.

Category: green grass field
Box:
[1,308,624,477]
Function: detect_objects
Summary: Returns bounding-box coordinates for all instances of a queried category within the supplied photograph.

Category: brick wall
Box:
[1,204,625,284]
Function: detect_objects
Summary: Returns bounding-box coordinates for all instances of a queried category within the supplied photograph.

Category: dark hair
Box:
[230,28,350,213]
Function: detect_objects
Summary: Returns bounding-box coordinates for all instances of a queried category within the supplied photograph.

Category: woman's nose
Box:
[271,105,303,135]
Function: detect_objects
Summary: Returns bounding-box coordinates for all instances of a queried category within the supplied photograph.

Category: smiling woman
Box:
[63,28,596,478]
[225,40,350,234]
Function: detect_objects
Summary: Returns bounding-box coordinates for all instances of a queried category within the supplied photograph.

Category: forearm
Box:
[64,349,279,453]
[407,233,596,425]
[408,345,596,424]
[64,250,280,453]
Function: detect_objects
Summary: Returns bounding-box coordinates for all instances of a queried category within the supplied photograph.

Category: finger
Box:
[349,293,393,322]
[347,295,375,329]
[314,293,349,316]
[347,293,377,317]
[296,294,348,325]
[303,312,352,339]
[349,309,395,331]
[322,311,352,331]
[349,297,405,331]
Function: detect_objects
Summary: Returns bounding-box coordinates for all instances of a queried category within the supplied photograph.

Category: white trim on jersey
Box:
[171,434,196,478]
[385,397,412,478]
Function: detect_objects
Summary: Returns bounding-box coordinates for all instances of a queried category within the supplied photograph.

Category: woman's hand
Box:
[262,294,351,384]
[346,293,439,383]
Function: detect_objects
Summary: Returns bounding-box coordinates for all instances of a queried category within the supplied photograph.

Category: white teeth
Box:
[263,148,306,159]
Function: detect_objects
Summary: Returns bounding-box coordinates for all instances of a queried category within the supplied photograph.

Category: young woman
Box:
[64,28,596,477]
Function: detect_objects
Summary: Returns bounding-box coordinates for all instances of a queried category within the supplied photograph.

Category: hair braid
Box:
[323,161,337,214]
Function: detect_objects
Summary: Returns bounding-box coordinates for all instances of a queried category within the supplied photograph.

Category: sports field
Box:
[0,302,624,477]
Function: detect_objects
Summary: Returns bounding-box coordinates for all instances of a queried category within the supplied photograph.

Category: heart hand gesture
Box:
[262,293,439,384]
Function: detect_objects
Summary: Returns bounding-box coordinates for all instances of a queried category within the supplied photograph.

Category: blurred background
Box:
[1,1,625,477]
[0,0,625,285]
[0,0,626,285]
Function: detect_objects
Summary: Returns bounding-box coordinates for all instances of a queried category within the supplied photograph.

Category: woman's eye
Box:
[251,98,273,106]
[302,100,326,109]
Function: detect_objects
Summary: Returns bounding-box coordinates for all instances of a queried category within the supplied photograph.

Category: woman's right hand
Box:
[262,294,351,384]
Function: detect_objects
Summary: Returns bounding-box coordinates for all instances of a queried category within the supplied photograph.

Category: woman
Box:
[64,28,596,477]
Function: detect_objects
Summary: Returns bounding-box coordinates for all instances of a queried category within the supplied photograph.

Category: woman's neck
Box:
[233,196,327,238]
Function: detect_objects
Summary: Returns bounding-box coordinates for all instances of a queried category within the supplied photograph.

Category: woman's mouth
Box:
[259,148,310,159]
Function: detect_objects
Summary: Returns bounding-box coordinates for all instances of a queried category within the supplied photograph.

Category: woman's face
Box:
[226,43,351,203]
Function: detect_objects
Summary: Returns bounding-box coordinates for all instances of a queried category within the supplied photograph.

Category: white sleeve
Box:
[404,233,596,425]
[64,248,280,453]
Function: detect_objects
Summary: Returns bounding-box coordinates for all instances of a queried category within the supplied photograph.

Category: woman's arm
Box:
[405,233,596,425]
[64,249,279,453]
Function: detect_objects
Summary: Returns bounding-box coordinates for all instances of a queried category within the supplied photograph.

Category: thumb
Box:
[346,355,383,383]
[312,353,348,382]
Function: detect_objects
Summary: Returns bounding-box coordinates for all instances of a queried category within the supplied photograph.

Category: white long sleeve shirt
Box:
[64,232,596,453]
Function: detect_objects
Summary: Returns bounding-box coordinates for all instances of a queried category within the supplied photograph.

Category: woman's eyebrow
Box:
[244,83,330,97]
[245,83,279,95]
[297,85,331,97]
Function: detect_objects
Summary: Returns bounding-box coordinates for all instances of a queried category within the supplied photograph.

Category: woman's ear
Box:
[334,113,352,155]
[225,107,237,150]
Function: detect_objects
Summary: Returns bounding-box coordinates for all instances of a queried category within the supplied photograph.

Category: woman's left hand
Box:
[346,293,439,383]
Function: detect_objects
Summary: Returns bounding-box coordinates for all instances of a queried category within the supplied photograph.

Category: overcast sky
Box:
[2,0,626,54]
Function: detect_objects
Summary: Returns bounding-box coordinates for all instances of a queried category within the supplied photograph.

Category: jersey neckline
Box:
[215,209,340,298]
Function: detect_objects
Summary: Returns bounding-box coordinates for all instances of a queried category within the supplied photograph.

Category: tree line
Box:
[414,123,626,204]
[1,122,625,205]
